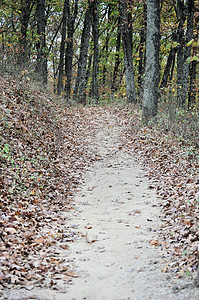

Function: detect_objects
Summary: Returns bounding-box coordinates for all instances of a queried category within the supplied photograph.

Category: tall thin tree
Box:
[90,0,99,103]
[65,0,78,100]
[176,0,194,107]
[111,15,121,92]
[18,0,34,67]
[142,0,160,121]
[35,0,47,84]
[119,0,137,103]
[57,0,67,95]
[138,2,147,97]
[73,0,93,102]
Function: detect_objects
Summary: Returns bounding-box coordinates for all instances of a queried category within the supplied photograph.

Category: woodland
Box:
[0,0,199,297]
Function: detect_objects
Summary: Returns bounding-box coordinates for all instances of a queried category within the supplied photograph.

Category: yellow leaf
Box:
[162,266,169,273]
[150,240,159,246]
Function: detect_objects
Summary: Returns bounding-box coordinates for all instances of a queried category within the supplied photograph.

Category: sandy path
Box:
[4,110,198,300]
[60,111,197,300]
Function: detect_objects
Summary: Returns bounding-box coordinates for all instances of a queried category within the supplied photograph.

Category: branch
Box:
[48,21,62,54]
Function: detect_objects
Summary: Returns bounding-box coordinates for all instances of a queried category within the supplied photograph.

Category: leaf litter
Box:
[122,108,199,278]
[0,73,100,293]
[0,73,199,297]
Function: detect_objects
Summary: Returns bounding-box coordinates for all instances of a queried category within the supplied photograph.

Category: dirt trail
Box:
[4,110,198,300]
[61,111,197,300]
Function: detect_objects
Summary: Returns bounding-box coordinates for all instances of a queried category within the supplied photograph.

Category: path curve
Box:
[60,111,198,299]
[4,109,198,300]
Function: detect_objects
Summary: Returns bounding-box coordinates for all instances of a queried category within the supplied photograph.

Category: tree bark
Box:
[102,4,112,90]
[73,0,93,102]
[138,2,147,97]
[160,47,177,89]
[111,16,121,92]
[183,0,195,105]
[142,0,160,121]
[119,0,137,103]
[176,0,194,107]
[188,60,197,107]
[90,0,99,103]
[65,0,78,100]
[35,0,47,84]
[18,0,34,68]
[57,0,67,95]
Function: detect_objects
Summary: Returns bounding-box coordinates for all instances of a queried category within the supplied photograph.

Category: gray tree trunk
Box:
[176,0,187,107]
[138,2,147,98]
[182,0,194,105]
[57,0,67,95]
[73,0,93,102]
[176,0,194,107]
[102,4,112,90]
[188,60,197,107]
[111,16,121,92]
[91,0,99,103]
[160,47,177,89]
[119,0,137,103]
[65,0,78,100]
[18,0,33,68]
[142,0,160,121]
[35,0,47,84]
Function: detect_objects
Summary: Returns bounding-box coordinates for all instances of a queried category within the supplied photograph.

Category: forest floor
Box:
[0,74,199,299]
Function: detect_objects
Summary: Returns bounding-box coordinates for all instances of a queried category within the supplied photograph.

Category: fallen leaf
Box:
[64,271,79,278]
[150,240,159,246]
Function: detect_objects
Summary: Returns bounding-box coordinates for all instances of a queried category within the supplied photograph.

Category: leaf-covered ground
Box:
[0,74,100,290]
[122,110,199,277]
[0,73,199,293]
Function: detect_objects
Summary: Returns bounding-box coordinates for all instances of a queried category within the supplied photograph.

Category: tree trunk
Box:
[57,0,67,95]
[73,0,93,102]
[90,0,99,103]
[111,16,121,92]
[35,0,47,84]
[183,0,195,105]
[18,0,33,68]
[138,2,147,97]
[176,0,194,107]
[160,47,177,89]
[176,0,186,107]
[188,60,197,107]
[65,0,78,100]
[119,0,137,103]
[142,0,160,121]
[102,4,112,90]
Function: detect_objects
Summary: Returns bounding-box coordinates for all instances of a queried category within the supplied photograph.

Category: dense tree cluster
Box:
[0,0,198,120]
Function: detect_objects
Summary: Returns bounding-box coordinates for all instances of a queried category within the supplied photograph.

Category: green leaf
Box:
[186,56,199,63]
[172,41,179,48]
[186,39,194,47]
[191,55,199,62]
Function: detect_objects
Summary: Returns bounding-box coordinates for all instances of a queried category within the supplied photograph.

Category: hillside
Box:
[0,73,98,289]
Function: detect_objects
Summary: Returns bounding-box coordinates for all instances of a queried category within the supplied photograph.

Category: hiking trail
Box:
[4,109,198,300]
